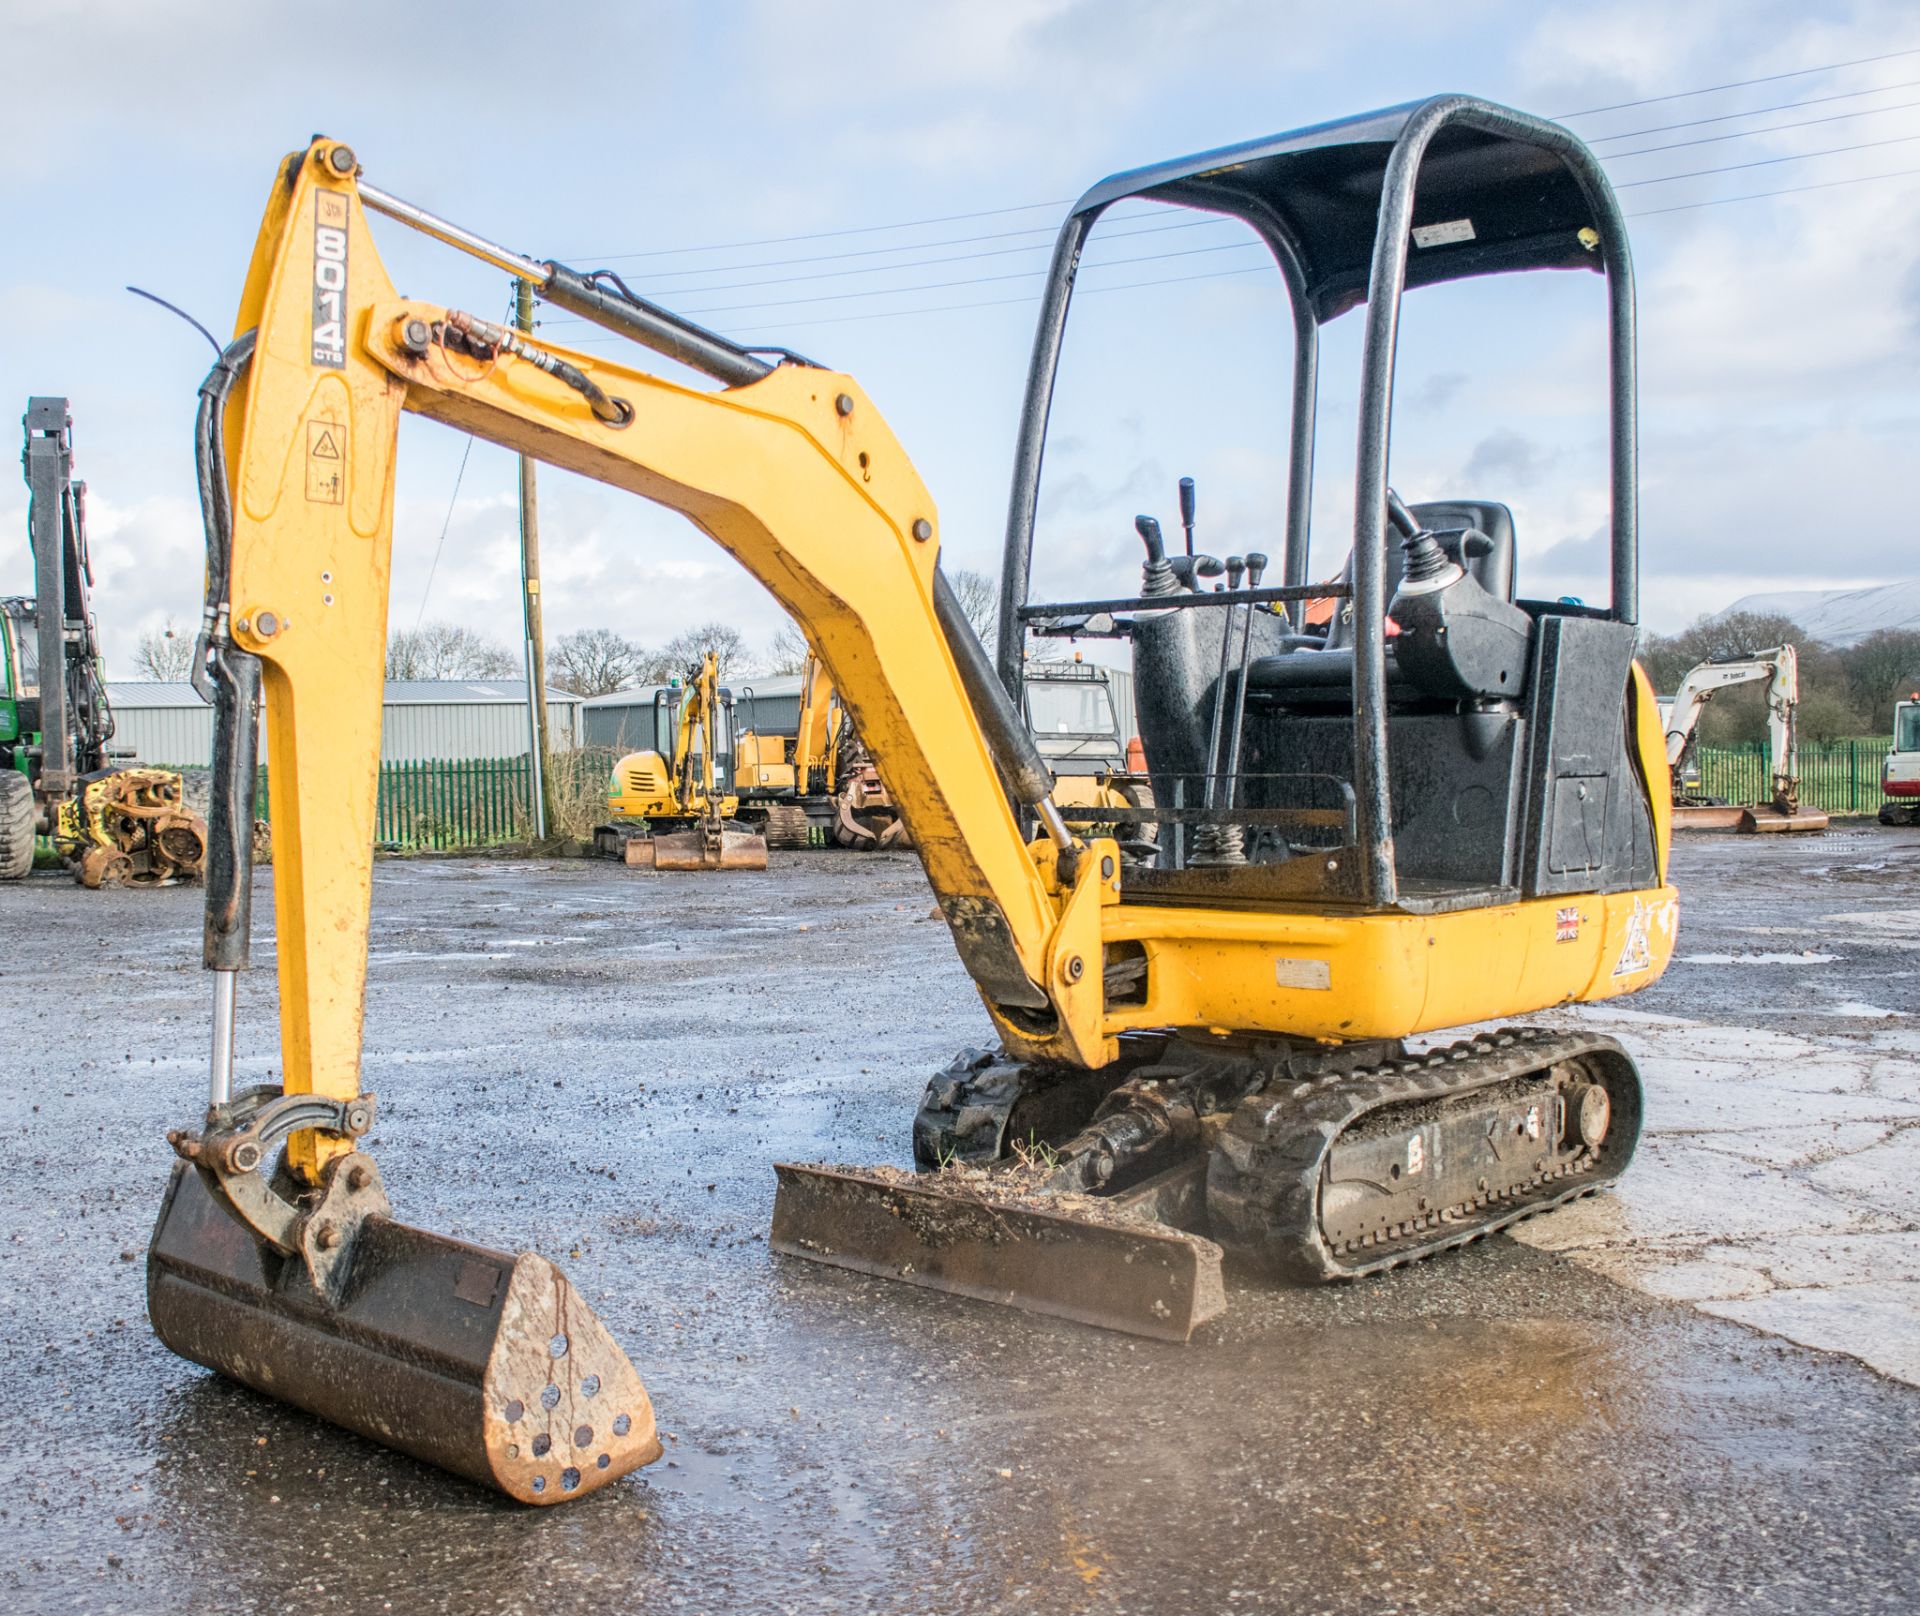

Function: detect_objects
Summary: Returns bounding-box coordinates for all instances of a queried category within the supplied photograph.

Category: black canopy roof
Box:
[1072,97,1608,322]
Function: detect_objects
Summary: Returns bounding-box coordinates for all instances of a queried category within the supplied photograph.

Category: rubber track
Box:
[1208,1027,1642,1284]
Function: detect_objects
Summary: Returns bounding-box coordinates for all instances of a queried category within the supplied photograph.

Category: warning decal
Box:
[1612,898,1653,978]
[306,419,344,504]
[312,190,348,368]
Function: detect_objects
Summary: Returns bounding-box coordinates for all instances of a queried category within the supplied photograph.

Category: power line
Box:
[1626,162,1920,217]
[415,433,475,630]
[550,136,1920,329]
[537,166,1920,342]
[567,197,1071,265]
[558,48,1920,267]
[542,213,1225,315]
[549,99,1912,310]
[1585,76,1920,142]
[1600,97,1920,161]
[1613,130,1920,186]
[1553,44,1920,118]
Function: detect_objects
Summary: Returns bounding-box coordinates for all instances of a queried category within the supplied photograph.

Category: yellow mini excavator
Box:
[733,649,909,850]
[602,649,768,869]
[150,97,1676,1504]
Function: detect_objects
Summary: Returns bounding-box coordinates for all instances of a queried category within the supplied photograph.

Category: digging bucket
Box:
[148,1161,662,1503]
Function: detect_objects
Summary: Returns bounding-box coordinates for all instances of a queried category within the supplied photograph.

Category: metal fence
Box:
[221,739,1899,853]
[1697,739,1893,815]
[252,756,533,850]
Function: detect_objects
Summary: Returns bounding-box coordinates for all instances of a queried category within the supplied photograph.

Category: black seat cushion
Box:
[1255,497,1518,691]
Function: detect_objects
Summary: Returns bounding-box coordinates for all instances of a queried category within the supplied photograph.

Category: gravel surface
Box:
[3,835,1916,1614]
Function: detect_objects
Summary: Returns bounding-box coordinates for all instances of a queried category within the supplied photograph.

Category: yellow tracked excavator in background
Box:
[600,649,768,869]
[149,98,1676,1505]
[732,650,909,851]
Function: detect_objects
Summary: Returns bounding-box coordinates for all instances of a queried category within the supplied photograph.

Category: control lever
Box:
[1203,555,1246,809]
[1135,515,1180,598]
[1223,552,1267,809]
[1178,477,1197,557]
[1194,554,1224,592]
[1385,487,1421,540]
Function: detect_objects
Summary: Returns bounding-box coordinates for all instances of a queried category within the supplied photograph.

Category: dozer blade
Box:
[649,826,768,870]
[770,1163,1225,1342]
[1739,805,1829,834]
[148,1163,662,1504]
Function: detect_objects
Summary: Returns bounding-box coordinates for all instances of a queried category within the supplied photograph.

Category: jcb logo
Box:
[312,192,349,368]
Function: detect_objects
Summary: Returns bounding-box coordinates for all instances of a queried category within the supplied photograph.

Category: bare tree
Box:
[134,617,195,682]
[547,627,646,697]
[947,568,1000,648]
[763,619,811,677]
[386,621,518,681]
[1638,611,1864,747]
[1845,628,1920,723]
[641,621,751,683]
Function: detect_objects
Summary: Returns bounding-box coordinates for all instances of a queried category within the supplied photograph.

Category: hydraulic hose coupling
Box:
[436,310,633,427]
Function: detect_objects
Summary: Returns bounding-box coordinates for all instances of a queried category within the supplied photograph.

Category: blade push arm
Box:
[216,141,1096,1172]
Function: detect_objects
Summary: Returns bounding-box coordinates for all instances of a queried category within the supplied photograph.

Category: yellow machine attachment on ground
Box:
[602,651,766,869]
[56,767,209,887]
[150,100,1676,1503]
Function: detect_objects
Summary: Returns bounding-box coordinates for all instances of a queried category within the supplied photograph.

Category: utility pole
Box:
[515,278,553,841]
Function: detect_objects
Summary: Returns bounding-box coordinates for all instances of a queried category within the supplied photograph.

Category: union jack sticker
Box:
[1555,906,1582,943]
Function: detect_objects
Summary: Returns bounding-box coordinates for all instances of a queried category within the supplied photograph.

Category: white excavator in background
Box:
[1660,644,1827,833]
[1881,691,1920,826]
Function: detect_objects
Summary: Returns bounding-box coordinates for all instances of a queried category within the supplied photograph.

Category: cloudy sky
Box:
[1,0,1915,677]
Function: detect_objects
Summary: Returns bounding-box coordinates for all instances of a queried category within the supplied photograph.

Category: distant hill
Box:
[1714,581,1920,646]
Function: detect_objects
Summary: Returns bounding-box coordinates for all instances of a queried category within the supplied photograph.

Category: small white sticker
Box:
[1406,1134,1425,1176]
[1412,217,1476,249]
[1275,957,1331,991]
[1524,1105,1542,1141]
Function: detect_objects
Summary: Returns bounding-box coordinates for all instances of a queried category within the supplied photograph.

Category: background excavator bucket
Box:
[770,1163,1225,1343]
[148,1164,662,1503]
[1739,806,1830,833]
[647,826,769,871]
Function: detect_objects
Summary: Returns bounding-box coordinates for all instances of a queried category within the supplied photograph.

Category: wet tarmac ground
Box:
[3,830,1918,1614]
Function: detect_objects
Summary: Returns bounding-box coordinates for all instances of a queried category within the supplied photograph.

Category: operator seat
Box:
[1250,499,1518,692]
[1322,499,1516,651]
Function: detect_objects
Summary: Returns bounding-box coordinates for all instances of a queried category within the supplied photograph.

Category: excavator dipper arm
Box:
[224,142,1077,1132]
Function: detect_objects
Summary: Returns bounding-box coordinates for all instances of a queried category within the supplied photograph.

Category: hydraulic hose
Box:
[192,333,262,1111]
[932,568,1072,850]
